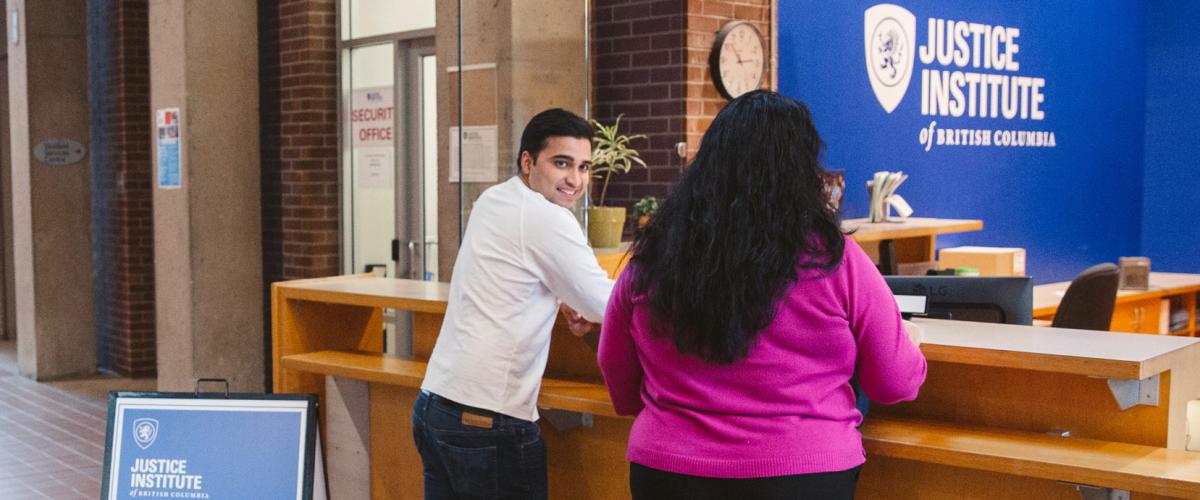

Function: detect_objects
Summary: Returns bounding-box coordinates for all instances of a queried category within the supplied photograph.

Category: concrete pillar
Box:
[5,0,97,379]
[149,0,263,391]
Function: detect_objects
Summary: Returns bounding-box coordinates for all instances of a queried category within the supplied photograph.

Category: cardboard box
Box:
[938,246,1027,276]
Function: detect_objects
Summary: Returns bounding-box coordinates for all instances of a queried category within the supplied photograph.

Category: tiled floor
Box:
[0,340,156,499]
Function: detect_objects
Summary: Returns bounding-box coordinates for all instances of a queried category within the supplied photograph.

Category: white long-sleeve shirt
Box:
[421,176,614,421]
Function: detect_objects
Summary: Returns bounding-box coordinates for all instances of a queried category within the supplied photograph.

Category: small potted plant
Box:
[588,115,646,248]
[634,195,660,229]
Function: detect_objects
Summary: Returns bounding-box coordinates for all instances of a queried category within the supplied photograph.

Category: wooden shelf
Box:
[281,350,619,418]
[863,417,1200,499]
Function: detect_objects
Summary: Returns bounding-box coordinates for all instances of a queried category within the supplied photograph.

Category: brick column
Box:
[684,0,773,153]
[88,0,156,377]
[258,0,340,387]
[259,0,340,288]
[591,0,688,223]
[592,0,773,233]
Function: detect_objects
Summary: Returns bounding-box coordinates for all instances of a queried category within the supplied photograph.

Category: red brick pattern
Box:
[260,0,340,286]
[684,0,772,154]
[591,0,688,218]
[592,0,772,228]
[89,1,156,377]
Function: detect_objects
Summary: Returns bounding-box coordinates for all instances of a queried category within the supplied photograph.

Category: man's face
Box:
[520,136,592,208]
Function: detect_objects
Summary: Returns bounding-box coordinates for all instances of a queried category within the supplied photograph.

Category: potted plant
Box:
[588,115,646,248]
[634,195,660,229]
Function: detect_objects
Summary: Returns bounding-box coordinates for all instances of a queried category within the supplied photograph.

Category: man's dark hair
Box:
[517,108,592,170]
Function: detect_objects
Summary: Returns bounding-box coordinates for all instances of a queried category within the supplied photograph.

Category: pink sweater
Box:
[597,236,926,478]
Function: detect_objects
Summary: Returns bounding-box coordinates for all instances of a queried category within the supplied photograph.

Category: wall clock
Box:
[710,21,766,100]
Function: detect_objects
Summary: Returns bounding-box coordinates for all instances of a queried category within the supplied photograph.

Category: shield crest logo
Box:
[864,4,917,113]
[132,418,159,450]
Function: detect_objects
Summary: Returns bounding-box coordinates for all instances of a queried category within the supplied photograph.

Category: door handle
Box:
[407,240,418,279]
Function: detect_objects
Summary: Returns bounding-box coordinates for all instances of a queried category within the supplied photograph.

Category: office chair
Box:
[1051,263,1120,331]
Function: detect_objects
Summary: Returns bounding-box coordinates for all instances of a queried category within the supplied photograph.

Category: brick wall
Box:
[591,0,688,223]
[88,0,155,377]
[684,0,772,153]
[259,0,340,383]
[260,0,340,285]
[593,0,772,230]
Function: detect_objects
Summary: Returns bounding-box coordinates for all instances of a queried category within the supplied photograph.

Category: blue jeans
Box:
[412,390,548,500]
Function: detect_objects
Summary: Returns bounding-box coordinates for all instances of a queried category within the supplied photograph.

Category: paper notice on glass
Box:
[351,86,394,148]
[355,148,394,190]
[156,108,181,189]
[448,126,499,183]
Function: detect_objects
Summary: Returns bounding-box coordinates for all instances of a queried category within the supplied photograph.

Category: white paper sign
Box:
[448,126,499,183]
[355,148,394,190]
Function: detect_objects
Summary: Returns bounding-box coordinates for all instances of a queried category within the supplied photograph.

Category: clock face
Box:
[714,22,765,100]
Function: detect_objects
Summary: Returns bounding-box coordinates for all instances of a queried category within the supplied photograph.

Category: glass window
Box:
[341,0,434,40]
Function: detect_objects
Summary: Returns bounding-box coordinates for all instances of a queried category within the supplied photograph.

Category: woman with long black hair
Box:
[598,90,926,499]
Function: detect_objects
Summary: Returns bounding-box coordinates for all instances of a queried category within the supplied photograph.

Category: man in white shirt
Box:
[413,109,614,500]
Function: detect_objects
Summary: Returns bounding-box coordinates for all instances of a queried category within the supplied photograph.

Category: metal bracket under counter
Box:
[1062,483,1130,500]
[539,408,594,430]
[1104,375,1159,410]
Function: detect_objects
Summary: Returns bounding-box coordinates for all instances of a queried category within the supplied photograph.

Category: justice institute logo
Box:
[864,4,916,113]
[132,418,159,450]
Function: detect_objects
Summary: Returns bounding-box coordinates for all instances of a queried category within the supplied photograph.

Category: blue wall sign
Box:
[102,393,322,500]
[779,1,1146,283]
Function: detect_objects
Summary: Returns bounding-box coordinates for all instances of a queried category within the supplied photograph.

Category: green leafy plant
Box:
[590,115,647,206]
[634,195,660,217]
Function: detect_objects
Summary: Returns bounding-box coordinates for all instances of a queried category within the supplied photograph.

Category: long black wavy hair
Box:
[629,90,845,364]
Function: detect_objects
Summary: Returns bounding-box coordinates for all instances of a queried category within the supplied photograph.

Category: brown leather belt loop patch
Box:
[461,411,494,429]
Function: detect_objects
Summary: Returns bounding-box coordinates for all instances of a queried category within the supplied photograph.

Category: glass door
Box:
[339,0,436,357]
[343,42,396,278]
[395,42,437,282]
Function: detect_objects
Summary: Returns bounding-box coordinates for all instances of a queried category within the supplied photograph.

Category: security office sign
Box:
[102,392,323,500]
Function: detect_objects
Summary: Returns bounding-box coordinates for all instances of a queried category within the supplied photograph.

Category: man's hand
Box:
[560,304,598,337]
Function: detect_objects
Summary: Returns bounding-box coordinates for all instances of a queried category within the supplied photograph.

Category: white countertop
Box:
[915,318,1198,380]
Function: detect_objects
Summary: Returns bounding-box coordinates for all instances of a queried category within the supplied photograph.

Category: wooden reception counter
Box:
[272,275,1200,499]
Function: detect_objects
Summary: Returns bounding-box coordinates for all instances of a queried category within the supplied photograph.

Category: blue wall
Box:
[778,1,1147,283]
[1142,1,1200,273]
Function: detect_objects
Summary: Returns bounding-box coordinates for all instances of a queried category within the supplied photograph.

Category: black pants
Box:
[630,462,861,500]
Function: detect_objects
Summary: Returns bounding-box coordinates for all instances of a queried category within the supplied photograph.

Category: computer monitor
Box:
[884,276,1034,326]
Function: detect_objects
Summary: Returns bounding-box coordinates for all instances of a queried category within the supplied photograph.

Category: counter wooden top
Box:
[1033,272,1200,317]
[273,276,451,313]
[276,276,1200,382]
[281,350,618,417]
[914,318,1198,380]
[841,217,983,243]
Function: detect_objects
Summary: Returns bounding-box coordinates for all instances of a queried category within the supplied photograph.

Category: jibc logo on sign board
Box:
[864,4,916,113]
[102,393,324,500]
[863,2,1057,152]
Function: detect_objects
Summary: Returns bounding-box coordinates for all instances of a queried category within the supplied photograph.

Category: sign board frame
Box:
[101,391,323,500]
